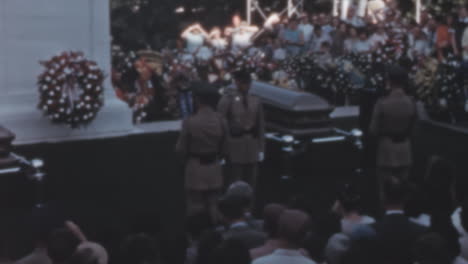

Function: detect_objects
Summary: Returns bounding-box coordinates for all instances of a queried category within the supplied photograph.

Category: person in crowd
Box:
[309,26,332,53]
[250,204,287,260]
[120,233,160,264]
[225,181,261,229]
[209,239,251,264]
[181,24,209,54]
[408,26,431,60]
[298,14,314,45]
[272,39,287,62]
[330,22,348,57]
[218,195,267,249]
[340,226,382,264]
[332,184,375,236]
[217,70,265,190]
[405,184,431,228]
[231,22,259,53]
[343,26,359,54]
[456,6,468,51]
[463,26,468,62]
[324,233,350,264]
[373,179,427,264]
[176,81,226,224]
[280,18,304,56]
[319,13,334,36]
[412,233,451,264]
[252,209,316,264]
[208,27,228,52]
[194,231,223,264]
[47,228,81,264]
[345,6,366,28]
[435,16,457,61]
[369,65,417,199]
[369,23,388,50]
[185,212,213,264]
[454,201,468,264]
[354,29,372,54]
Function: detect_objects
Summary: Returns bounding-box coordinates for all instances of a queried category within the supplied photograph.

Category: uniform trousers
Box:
[186,189,220,224]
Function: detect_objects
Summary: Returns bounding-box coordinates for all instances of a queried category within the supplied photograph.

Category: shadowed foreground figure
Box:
[176,81,227,223]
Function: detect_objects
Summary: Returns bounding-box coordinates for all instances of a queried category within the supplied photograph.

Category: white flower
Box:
[47,100,53,105]
[86,84,92,89]
[49,91,55,96]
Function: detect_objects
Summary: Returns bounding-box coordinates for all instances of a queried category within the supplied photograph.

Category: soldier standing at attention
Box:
[217,70,265,191]
[176,81,226,223]
[369,65,417,202]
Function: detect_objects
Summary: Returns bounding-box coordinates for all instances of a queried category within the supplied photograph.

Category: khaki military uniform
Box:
[217,91,265,189]
[176,107,226,219]
[369,89,416,197]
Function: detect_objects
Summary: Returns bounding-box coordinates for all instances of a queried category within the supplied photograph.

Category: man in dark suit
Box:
[217,70,265,190]
[218,194,267,250]
[369,65,417,200]
[373,179,427,264]
[176,81,227,223]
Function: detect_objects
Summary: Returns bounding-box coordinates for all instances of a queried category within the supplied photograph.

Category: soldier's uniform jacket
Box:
[176,107,226,190]
[369,89,417,168]
[217,91,265,164]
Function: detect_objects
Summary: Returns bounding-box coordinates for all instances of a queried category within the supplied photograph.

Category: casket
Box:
[225,82,334,137]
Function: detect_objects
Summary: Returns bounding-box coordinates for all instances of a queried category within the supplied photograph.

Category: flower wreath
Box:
[111,46,164,123]
[37,51,105,128]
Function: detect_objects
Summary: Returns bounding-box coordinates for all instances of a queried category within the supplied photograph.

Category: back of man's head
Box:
[277,210,310,247]
[226,181,254,211]
[47,228,81,264]
[262,204,286,238]
[218,195,246,223]
[387,65,408,89]
[383,178,408,209]
[233,70,252,85]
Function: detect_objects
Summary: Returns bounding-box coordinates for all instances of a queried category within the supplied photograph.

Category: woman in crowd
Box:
[344,26,359,54]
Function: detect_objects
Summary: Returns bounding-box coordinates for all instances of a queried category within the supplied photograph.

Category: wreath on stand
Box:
[37,51,105,128]
[111,46,165,123]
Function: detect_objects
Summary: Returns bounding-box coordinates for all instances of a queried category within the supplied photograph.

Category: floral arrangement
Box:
[37,51,105,128]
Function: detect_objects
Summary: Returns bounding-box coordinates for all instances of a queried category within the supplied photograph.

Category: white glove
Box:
[220,159,226,165]
[258,152,265,162]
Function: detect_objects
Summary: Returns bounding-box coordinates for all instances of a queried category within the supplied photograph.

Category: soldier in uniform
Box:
[217,70,265,191]
[176,81,226,223]
[369,65,417,201]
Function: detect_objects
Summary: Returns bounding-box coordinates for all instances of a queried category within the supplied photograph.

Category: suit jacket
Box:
[369,89,416,167]
[176,107,226,190]
[373,213,427,264]
[223,224,267,250]
[217,91,265,164]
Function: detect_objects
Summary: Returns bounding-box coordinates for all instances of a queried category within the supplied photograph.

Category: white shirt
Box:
[273,48,287,61]
[452,207,467,236]
[310,34,332,52]
[341,215,375,235]
[195,46,213,61]
[211,38,228,51]
[369,33,388,48]
[232,32,254,52]
[410,214,431,227]
[253,249,317,264]
[299,23,314,43]
[184,32,205,53]
[354,40,372,53]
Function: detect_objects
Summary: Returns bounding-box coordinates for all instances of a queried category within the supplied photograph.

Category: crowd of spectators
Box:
[4,156,468,264]
[149,2,468,121]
